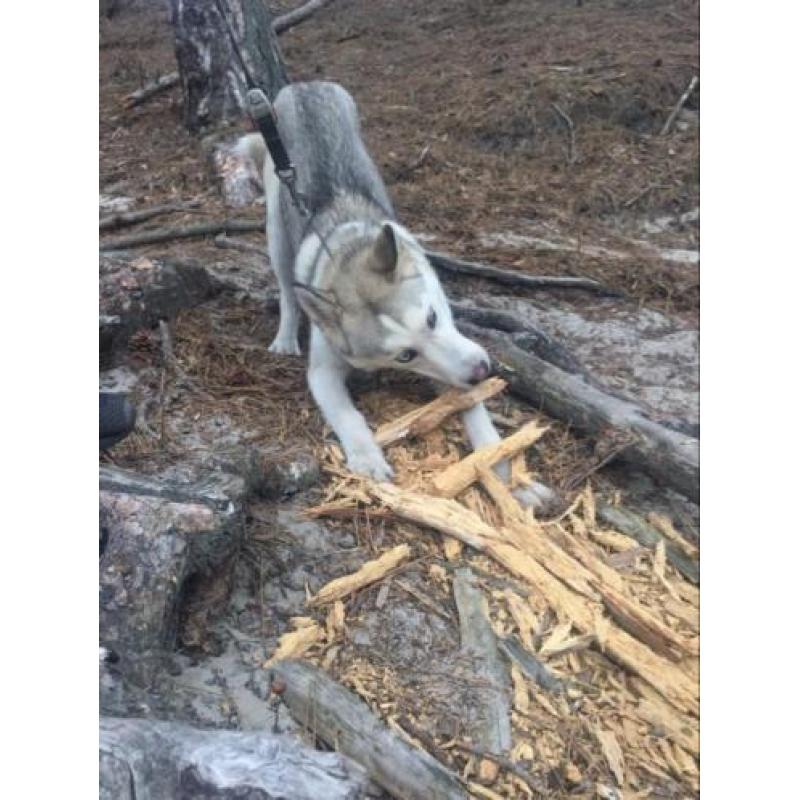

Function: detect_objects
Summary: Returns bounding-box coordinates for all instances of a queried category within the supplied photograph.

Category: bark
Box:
[170,0,289,131]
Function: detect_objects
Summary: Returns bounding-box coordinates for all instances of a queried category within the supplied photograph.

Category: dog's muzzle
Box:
[467,358,491,386]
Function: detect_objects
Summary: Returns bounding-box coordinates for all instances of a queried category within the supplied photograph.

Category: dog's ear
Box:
[369,223,399,277]
[293,283,349,351]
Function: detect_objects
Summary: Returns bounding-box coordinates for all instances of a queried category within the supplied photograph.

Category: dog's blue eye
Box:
[427,309,437,329]
[396,348,418,363]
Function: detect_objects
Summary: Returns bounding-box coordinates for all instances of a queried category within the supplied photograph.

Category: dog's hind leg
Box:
[266,178,302,355]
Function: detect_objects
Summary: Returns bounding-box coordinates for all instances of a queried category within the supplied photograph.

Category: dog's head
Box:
[294,222,491,388]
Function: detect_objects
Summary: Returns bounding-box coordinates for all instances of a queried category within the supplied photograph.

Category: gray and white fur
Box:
[237,81,555,509]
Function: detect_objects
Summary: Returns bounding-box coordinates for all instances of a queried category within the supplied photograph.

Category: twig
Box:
[273,0,335,35]
[551,102,577,164]
[426,251,620,296]
[660,75,699,136]
[100,220,263,251]
[214,233,266,257]
[99,201,203,232]
[123,71,179,109]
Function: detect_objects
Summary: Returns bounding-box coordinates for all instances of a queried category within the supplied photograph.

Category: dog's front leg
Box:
[307,329,394,481]
[461,402,559,513]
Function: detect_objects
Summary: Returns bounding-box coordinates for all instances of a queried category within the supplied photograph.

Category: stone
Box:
[100,717,368,799]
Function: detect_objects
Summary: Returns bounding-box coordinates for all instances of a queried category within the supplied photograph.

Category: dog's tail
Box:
[233,132,270,172]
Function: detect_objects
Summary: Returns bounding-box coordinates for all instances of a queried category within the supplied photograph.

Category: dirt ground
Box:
[100,2,700,798]
[100,0,699,315]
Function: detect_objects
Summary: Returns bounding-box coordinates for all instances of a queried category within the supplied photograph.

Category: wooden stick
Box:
[375,377,507,446]
[425,251,620,296]
[452,568,512,781]
[432,419,549,498]
[123,71,179,109]
[271,660,469,800]
[660,75,699,136]
[273,0,335,34]
[496,635,564,694]
[100,220,263,251]
[214,233,267,257]
[99,201,202,231]
[306,544,410,607]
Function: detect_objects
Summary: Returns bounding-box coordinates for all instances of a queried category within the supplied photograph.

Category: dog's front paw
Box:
[346,446,394,482]
[268,336,302,356]
[512,481,561,516]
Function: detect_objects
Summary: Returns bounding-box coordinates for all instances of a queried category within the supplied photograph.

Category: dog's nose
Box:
[468,359,491,385]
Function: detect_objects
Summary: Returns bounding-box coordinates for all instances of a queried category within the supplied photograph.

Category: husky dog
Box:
[237,82,554,509]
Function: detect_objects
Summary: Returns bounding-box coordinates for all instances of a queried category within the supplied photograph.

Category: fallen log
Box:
[123,71,179,109]
[271,660,468,800]
[426,251,621,297]
[597,504,699,584]
[100,219,263,251]
[452,568,512,782]
[99,200,202,231]
[466,327,699,502]
[375,377,507,446]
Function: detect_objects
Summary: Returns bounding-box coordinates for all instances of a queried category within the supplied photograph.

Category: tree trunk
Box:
[170,0,289,131]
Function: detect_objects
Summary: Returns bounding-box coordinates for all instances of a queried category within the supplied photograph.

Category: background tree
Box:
[169,0,289,131]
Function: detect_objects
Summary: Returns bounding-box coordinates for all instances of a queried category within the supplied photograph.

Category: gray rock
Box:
[100,717,368,800]
[100,252,223,366]
[99,466,246,683]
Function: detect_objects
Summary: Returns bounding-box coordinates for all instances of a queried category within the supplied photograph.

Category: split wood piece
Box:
[496,635,564,694]
[646,512,699,559]
[100,220,263,251]
[426,251,621,297]
[452,568,512,782]
[489,542,698,716]
[594,582,698,660]
[123,71,180,109]
[271,660,468,800]
[631,677,700,757]
[273,0,335,34]
[367,484,698,715]
[375,377,507,447]
[432,419,549,498]
[476,464,527,525]
[539,632,596,659]
[597,504,699,585]
[263,621,323,667]
[475,329,700,502]
[306,544,410,607]
[99,200,203,231]
[548,523,625,592]
[368,483,505,551]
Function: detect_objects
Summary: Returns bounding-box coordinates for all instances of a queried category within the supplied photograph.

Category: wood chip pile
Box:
[267,378,699,799]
